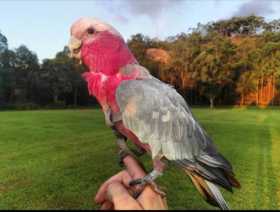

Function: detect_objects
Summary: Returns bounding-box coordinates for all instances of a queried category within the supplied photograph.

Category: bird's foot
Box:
[129,170,166,197]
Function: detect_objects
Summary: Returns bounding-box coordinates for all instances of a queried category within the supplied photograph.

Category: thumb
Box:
[107,182,143,210]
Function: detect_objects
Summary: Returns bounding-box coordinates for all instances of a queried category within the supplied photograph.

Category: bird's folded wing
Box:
[116,78,222,162]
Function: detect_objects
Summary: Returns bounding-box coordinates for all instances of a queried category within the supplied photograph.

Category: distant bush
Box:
[16,102,41,110]
[0,104,16,110]
[44,101,66,109]
[0,102,100,111]
[0,103,40,110]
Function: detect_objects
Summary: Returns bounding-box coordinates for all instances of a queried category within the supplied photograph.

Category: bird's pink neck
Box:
[81,31,139,112]
[81,31,137,75]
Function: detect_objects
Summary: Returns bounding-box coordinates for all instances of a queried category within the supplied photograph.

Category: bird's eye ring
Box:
[87,28,95,35]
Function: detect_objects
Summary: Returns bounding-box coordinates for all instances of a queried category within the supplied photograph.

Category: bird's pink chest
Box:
[83,72,150,152]
[103,75,124,112]
[82,71,137,113]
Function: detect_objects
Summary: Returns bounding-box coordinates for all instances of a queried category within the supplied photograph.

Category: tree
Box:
[1,15,280,108]
[207,15,266,37]
[127,34,150,63]
[127,33,164,78]
[190,33,236,108]
[0,49,17,104]
[264,19,280,33]
[236,71,258,105]
[39,59,71,105]
[11,45,40,103]
[0,32,8,53]
[55,46,85,106]
[260,41,280,105]
[37,46,86,106]
[0,32,8,103]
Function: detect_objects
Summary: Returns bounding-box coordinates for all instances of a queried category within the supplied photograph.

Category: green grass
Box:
[0,108,280,209]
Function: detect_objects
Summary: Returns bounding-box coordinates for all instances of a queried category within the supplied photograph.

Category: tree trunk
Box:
[240,93,244,106]
[53,94,58,104]
[9,89,14,103]
[272,75,275,106]
[74,88,78,107]
[260,75,264,105]
[210,97,214,109]
[256,79,259,105]
[265,77,271,104]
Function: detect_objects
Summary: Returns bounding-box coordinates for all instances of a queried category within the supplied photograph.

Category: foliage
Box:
[0,43,90,108]
[1,15,280,109]
[127,15,280,107]
[0,31,8,53]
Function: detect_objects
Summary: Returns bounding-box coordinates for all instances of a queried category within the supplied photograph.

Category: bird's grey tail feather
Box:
[205,180,229,210]
[176,158,239,192]
[185,170,230,210]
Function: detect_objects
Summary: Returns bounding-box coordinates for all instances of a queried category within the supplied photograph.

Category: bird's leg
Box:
[129,156,167,197]
[112,128,130,166]
[130,145,146,157]
[105,109,132,166]
[112,126,144,168]
[103,106,114,127]
[113,119,146,158]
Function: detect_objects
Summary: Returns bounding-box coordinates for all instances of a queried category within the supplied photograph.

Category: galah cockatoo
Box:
[69,17,240,210]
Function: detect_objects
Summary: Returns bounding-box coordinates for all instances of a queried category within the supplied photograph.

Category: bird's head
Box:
[69,17,136,75]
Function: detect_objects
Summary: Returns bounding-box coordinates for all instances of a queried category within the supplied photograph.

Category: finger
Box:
[95,171,126,204]
[96,155,147,205]
[107,182,143,210]
[137,186,168,210]
[100,201,113,210]
[123,155,147,193]
[95,170,132,204]
[123,155,146,179]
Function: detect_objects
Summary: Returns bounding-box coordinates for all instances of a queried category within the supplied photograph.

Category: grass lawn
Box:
[0,108,280,209]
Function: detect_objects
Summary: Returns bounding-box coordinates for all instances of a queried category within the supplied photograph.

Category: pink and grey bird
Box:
[69,17,240,210]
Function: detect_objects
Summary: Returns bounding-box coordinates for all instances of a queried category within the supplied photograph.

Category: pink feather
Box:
[81,31,139,112]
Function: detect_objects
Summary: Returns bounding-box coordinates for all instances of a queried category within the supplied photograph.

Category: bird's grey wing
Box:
[116,78,228,164]
[116,78,238,191]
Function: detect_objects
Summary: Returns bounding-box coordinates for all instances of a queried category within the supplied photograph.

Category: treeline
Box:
[0,15,280,109]
[0,43,96,109]
[128,15,280,108]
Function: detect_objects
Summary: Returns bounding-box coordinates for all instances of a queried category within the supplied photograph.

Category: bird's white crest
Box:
[71,17,123,39]
[69,17,123,59]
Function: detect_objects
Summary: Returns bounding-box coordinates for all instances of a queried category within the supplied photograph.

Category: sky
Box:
[0,0,279,61]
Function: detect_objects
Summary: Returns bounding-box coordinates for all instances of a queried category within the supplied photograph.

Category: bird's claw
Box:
[129,176,166,197]
[129,178,146,186]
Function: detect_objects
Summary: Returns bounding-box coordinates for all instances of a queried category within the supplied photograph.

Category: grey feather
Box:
[206,180,230,210]
[116,76,227,165]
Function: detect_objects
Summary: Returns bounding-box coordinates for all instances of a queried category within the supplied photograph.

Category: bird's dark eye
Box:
[87,27,95,35]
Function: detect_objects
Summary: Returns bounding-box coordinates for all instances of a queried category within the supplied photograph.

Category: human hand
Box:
[94,155,168,210]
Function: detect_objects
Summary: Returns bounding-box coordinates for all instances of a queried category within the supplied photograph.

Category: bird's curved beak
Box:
[68,36,82,60]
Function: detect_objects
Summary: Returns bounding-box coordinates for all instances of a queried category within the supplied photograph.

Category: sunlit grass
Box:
[0,108,279,209]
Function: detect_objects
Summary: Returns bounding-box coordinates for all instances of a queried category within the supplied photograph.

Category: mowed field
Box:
[0,108,280,209]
